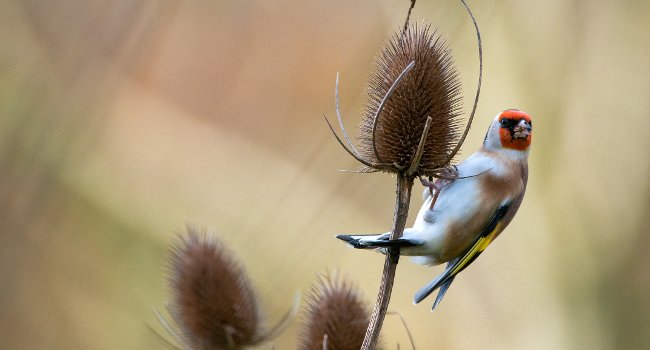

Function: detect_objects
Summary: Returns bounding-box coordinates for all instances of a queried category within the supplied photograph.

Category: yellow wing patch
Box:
[449,222,503,276]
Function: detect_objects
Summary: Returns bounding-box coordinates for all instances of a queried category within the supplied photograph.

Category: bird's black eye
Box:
[499,118,513,128]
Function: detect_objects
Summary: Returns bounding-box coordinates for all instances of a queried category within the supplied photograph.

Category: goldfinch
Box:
[337,109,532,309]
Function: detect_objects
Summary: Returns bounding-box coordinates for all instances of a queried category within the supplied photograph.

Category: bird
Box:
[336,109,532,309]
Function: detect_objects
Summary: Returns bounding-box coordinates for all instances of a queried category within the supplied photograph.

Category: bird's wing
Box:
[413,201,512,306]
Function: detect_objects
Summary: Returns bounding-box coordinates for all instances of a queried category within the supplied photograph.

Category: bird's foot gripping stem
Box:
[419,168,457,210]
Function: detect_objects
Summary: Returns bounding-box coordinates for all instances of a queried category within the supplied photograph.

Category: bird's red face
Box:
[498,110,532,151]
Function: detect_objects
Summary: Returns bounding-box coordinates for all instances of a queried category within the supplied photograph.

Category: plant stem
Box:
[361,175,414,350]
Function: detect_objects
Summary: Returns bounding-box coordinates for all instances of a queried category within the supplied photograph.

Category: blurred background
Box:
[1,0,649,349]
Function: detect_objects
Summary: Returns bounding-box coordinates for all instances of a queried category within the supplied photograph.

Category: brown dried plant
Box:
[325,0,483,348]
[325,23,462,349]
[325,24,464,179]
[358,23,462,177]
[299,273,379,350]
[169,228,259,349]
[154,226,298,350]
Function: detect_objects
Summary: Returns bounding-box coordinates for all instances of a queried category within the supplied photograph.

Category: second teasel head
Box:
[168,227,260,349]
[358,23,463,176]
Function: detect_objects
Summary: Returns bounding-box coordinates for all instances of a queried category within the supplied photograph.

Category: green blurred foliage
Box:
[1,0,649,349]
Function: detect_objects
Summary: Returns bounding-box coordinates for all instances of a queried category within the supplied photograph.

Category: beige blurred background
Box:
[1,0,649,349]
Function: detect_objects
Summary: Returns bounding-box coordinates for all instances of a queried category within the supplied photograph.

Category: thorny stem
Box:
[361,175,413,350]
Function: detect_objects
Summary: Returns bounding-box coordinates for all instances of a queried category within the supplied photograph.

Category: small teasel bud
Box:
[299,273,378,350]
[358,23,462,176]
[168,226,259,349]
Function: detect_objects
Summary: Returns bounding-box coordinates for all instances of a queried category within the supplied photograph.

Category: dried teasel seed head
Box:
[169,226,260,349]
[299,273,379,350]
[359,23,463,176]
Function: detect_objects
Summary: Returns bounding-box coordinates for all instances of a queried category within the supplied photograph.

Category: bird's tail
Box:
[336,233,422,249]
[413,257,461,308]
[431,276,455,310]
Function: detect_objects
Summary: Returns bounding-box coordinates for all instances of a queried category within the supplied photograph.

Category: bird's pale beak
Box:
[512,120,531,139]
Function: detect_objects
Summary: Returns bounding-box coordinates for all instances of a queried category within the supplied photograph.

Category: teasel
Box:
[326,22,470,179]
[325,1,483,348]
[299,273,378,350]
[153,226,298,350]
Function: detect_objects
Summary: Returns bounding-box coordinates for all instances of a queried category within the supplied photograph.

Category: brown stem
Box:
[401,0,417,37]
[361,175,414,350]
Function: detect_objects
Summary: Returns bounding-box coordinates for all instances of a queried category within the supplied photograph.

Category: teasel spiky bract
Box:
[299,273,379,350]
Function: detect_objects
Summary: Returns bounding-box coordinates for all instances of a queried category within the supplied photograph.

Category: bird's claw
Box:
[419,174,455,210]
[419,176,453,193]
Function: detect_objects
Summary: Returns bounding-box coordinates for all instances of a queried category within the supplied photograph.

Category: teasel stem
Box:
[361,175,413,350]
